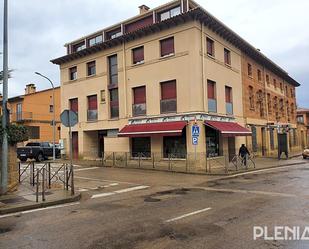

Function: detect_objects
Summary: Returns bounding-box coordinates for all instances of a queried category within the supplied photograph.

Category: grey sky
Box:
[1,0,308,107]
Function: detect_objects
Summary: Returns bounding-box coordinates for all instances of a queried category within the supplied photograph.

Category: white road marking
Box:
[91,185,149,199]
[165,207,212,223]
[75,176,137,185]
[197,187,296,198]
[74,167,99,172]
[0,202,80,219]
[78,183,119,192]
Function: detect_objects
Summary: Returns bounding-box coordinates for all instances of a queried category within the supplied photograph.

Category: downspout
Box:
[201,22,206,112]
[122,40,127,117]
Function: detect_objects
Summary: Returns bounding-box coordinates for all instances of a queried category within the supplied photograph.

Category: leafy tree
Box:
[0,119,29,145]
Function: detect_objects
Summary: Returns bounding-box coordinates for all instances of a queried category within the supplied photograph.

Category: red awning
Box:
[205,120,251,137]
[118,121,187,137]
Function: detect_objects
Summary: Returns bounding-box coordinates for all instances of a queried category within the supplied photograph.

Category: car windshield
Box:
[26,142,40,146]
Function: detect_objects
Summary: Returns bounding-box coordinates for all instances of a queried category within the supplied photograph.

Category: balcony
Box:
[226,103,233,115]
[208,99,217,113]
[160,99,176,114]
[10,112,33,122]
[132,103,146,117]
[87,109,98,121]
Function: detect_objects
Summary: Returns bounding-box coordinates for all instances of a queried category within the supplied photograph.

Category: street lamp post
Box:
[35,72,56,161]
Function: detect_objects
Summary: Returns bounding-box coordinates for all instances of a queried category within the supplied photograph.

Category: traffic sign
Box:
[60,110,78,127]
[192,136,198,145]
[192,125,200,137]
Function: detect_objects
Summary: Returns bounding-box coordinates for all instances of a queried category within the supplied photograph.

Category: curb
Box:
[0,193,81,215]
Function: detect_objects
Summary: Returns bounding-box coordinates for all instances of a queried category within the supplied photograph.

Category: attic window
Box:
[159,6,181,21]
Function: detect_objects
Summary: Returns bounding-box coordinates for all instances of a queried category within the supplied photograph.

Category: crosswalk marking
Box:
[91,185,149,199]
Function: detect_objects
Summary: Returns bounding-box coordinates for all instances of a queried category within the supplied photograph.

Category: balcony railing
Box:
[10,112,33,122]
[226,102,233,115]
[132,103,146,116]
[160,98,176,114]
[208,99,217,113]
[87,109,98,121]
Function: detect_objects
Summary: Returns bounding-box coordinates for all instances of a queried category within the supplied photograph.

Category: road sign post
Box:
[60,110,78,195]
[192,124,200,161]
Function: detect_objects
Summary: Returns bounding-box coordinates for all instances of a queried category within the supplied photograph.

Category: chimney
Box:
[139,5,150,14]
[25,83,36,95]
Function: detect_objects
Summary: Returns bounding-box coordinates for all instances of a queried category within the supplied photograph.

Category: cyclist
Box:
[238,144,250,167]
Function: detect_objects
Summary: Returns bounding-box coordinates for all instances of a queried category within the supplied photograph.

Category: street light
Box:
[35,72,56,161]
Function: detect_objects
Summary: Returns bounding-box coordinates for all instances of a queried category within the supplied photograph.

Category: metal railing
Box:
[132,103,146,116]
[18,161,74,202]
[87,109,98,121]
[160,99,176,113]
[10,111,33,122]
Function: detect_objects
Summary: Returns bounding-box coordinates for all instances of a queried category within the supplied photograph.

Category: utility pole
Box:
[1,0,9,194]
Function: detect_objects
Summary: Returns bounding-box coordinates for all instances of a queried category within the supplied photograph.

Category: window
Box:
[87,95,98,121]
[132,46,144,64]
[267,93,272,114]
[266,74,270,86]
[106,27,122,40]
[163,132,186,158]
[69,98,78,113]
[69,66,77,81]
[108,54,118,85]
[159,6,181,21]
[280,82,283,92]
[26,126,40,139]
[249,86,254,110]
[160,37,174,57]
[88,35,103,47]
[290,88,294,98]
[206,38,214,57]
[285,85,288,96]
[72,41,86,52]
[87,61,96,76]
[251,126,258,152]
[273,79,277,89]
[49,105,54,113]
[207,80,217,113]
[110,89,119,118]
[132,86,146,116]
[248,63,252,77]
[100,90,106,103]
[224,48,231,65]
[225,86,233,115]
[16,103,22,121]
[131,137,151,157]
[257,69,262,81]
[161,80,177,113]
[297,115,304,124]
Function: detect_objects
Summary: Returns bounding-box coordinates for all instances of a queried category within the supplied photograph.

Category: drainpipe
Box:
[201,22,206,112]
[122,40,127,117]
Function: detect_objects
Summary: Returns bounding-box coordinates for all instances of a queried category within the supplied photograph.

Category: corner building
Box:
[52,0,299,160]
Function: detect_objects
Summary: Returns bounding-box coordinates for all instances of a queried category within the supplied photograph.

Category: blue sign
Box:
[192,125,200,137]
[192,136,198,145]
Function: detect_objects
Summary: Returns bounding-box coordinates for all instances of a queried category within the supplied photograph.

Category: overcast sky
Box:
[0,0,308,107]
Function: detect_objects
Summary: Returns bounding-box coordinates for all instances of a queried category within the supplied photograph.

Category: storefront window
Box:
[206,126,220,157]
[131,137,151,157]
[163,131,186,158]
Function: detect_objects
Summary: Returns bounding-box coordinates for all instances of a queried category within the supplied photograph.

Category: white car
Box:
[303,148,309,159]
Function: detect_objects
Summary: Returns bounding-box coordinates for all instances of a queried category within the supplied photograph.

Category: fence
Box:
[18,161,74,202]
[101,152,241,174]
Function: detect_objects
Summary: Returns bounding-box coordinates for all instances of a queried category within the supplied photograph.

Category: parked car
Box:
[17,142,61,162]
[303,148,309,159]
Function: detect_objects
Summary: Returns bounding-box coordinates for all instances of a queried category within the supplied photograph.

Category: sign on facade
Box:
[192,136,198,145]
[192,125,200,137]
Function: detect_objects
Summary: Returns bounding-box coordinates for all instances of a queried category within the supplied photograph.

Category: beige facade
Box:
[52,0,300,160]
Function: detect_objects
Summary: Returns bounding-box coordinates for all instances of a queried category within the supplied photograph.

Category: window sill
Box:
[132,61,145,66]
[86,74,96,78]
[160,53,175,59]
[69,79,77,82]
[248,75,253,79]
[108,118,120,121]
[87,120,98,123]
[224,63,231,68]
[207,54,215,59]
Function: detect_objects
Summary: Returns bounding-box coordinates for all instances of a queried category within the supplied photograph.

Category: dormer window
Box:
[159,6,181,21]
[73,41,86,52]
[88,35,103,47]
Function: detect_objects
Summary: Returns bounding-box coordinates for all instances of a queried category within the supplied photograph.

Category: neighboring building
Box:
[297,108,309,148]
[0,84,61,144]
[242,53,300,157]
[51,0,300,160]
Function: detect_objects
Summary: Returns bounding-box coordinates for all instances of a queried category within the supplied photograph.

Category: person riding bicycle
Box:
[238,144,250,167]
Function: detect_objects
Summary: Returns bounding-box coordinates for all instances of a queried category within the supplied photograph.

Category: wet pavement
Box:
[1,160,309,248]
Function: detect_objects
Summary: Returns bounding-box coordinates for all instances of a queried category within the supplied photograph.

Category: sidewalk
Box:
[0,185,81,215]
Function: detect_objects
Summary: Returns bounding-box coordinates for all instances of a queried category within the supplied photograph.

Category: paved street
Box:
[1,160,309,249]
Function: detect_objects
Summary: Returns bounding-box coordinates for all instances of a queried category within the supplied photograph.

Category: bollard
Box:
[66,164,69,190]
[36,170,39,202]
[48,162,51,188]
[42,168,46,201]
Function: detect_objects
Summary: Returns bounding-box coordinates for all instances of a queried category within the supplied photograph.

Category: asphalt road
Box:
[1,161,309,249]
